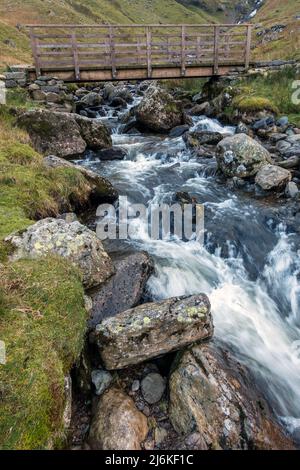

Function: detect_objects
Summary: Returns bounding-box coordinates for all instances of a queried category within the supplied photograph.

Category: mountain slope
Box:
[0,0,215,68]
[251,0,300,61]
[0,0,299,69]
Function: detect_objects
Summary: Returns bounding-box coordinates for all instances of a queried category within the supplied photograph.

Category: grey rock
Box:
[32,90,47,101]
[131,380,140,392]
[93,294,213,370]
[285,181,299,198]
[89,251,153,326]
[18,109,111,157]
[80,92,102,107]
[141,373,166,404]
[255,164,292,190]
[135,84,183,132]
[6,218,114,289]
[216,134,272,178]
[169,125,189,138]
[97,147,126,161]
[169,343,295,450]
[91,369,113,395]
[184,130,223,150]
[277,116,289,127]
[277,156,300,169]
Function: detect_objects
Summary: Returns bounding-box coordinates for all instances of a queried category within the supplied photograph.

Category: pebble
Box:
[141,373,166,404]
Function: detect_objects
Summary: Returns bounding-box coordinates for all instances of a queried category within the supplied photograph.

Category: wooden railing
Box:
[26,24,252,81]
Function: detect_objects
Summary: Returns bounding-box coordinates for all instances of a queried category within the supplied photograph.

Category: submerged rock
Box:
[93,294,213,369]
[184,130,223,150]
[89,251,153,326]
[169,343,294,450]
[135,85,184,132]
[6,218,114,289]
[216,133,272,178]
[255,164,291,191]
[18,109,112,158]
[88,387,148,450]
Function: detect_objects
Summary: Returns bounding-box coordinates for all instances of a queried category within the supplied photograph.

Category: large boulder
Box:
[135,85,184,133]
[88,386,148,450]
[43,155,118,203]
[93,294,213,369]
[216,133,272,178]
[169,343,294,450]
[6,218,114,289]
[74,114,112,151]
[89,251,153,327]
[18,109,112,158]
[255,164,292,191]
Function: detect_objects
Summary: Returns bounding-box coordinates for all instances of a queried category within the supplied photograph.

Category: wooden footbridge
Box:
[27,24,252,82]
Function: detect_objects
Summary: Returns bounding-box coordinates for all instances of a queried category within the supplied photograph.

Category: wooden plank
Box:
[213,25,220,75]
[146,27,152,78]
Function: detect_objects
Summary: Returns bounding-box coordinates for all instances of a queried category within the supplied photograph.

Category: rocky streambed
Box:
[14,77,300,450]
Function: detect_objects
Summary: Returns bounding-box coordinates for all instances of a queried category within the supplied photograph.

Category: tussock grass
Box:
[0,257,87,449]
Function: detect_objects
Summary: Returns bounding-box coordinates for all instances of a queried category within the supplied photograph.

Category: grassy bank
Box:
[0,91,92,449]
[230,68,300,126]
[0,257,86,449]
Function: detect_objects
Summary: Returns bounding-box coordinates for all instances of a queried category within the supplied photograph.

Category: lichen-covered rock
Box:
[135,85,184,132]
[93,294,213,369]
[17,109,112,158]
[216,133,272,178]
[74,114,112,150]
[43,155,118,203]
[255,164,292,191]
[169,343,294,450]
[89,251,153,326]
[88,387,148,450]
[6,218,114,289]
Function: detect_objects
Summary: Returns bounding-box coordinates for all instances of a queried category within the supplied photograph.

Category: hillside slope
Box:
[0,0,215,68]
[0,0,299,69]
[251,0,300,61]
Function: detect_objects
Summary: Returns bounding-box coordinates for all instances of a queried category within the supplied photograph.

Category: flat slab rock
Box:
[89,250,153,327]
[6,218,114,289]
[169,342,295,450]
[93,294,213,370]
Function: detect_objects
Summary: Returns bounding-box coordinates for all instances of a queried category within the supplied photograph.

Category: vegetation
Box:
[0,91,96,449]
[251,0,300,61]
[0,257,87,449]
[229,68,300,125]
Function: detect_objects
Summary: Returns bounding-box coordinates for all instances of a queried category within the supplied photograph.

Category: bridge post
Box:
[213,25,220,75]
[71,32,80,80]
[245,25,252,71]
[109,26,117,79]
[146,27,152,78]
[181,25,186,76]
[29,28,41,77]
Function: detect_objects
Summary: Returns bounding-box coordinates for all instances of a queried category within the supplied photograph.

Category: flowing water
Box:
[75,90,300,441]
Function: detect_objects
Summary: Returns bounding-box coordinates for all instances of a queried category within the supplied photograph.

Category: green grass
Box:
[222,67,300,126]
[0,257,87,449]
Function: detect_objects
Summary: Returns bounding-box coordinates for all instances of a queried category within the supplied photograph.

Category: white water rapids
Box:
[76,97,300,441]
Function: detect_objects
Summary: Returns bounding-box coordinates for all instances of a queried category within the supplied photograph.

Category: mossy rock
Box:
[232,95,279,115]
[0,256,87,449]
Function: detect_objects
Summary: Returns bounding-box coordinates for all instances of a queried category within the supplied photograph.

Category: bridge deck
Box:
[27,24,252,82]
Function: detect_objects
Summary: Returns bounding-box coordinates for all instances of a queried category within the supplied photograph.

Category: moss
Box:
[232,95,279,114]
[0,141,42,165]
[0,256,87,449]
